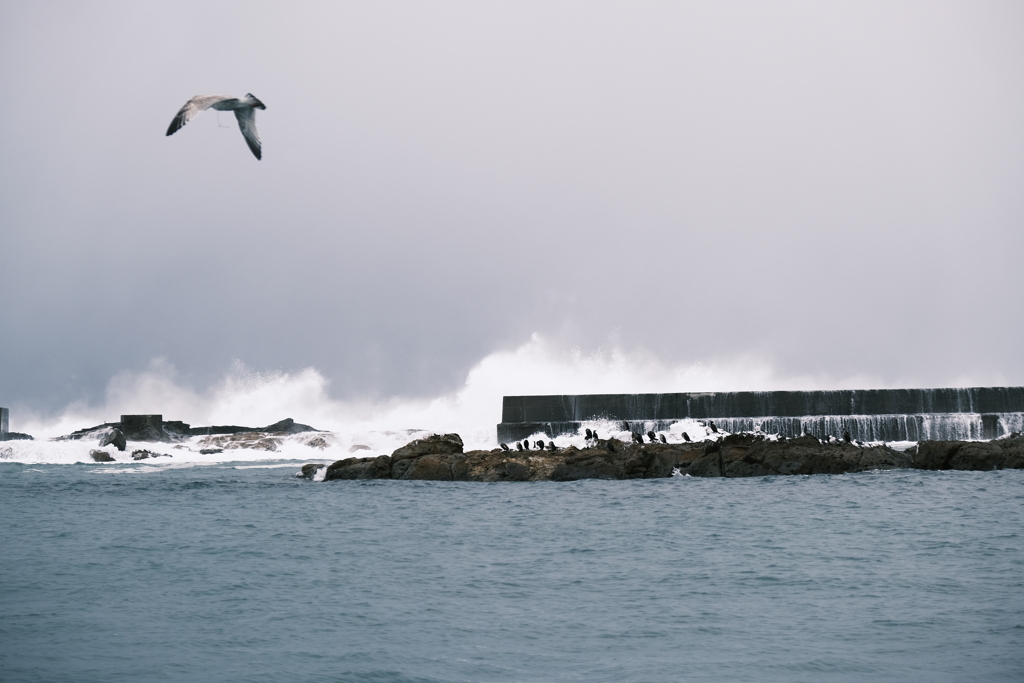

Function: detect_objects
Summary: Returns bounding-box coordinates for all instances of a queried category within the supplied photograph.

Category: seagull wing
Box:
[165,94,235,136]
[234,107,262,160]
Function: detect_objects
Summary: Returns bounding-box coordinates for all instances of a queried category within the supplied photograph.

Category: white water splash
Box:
[0,333,908,464]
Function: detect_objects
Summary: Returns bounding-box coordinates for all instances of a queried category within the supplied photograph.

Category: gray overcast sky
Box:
[2,1,1023,415]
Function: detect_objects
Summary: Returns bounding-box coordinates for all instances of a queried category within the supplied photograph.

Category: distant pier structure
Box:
[0,407,8,441]
[496,387,1024,443]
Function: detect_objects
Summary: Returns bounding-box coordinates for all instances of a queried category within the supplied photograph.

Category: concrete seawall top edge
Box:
[500,388,1024,423]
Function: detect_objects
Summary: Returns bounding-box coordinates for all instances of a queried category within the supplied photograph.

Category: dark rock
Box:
[5,432,33,441]
[551,448,622,481]
[305,437,329,449]
[686,433,911,478]
[325,455,391,480]
[199,448,223,455]
[451,450,549,482]
[89,449,114,462]
[397,454,454,481]
[391,433,463,461]
[263,418,320,434]
[162,421,192,440]
[300,463,326,479]
[131,449,170,460]
[99,428,127,452]
[914,437,1024,471]
[914,441,962,470]
[59,423,118,441]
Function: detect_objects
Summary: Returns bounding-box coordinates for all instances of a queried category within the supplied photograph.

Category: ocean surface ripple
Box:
[1,464,1022,683]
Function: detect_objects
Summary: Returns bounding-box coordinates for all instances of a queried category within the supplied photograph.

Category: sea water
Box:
[1,463,1022,683]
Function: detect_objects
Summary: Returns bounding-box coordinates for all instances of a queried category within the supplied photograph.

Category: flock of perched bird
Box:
[497,422,856,454]
[497,423,714,453]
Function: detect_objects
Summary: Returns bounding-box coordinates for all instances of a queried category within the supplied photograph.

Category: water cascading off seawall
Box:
[496,387,1024,443]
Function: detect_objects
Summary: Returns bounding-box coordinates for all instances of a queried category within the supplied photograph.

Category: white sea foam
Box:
[0,334,901,465]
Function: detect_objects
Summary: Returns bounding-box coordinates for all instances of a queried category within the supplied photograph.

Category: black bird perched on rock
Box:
[632,432,643,444]
[500,443,510,452]
[516,441,524,451]
[548,441,558,451]
[647,430,657,443]
[659,434,667,444]
[585,428,593,440]
[709,421,719,434]
[682,432,691,442]
[592,430,599,441]
[535,440,545,450]
[843,431,852,443]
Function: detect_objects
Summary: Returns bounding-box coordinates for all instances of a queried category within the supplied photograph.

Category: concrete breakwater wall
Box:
[0,407,8,441]
[497,387,1024,443]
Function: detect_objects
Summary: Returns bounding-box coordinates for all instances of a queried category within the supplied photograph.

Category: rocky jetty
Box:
[302,432,1024,483]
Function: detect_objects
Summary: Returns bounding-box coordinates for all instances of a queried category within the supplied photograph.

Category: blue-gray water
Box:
[1,464,1022,682]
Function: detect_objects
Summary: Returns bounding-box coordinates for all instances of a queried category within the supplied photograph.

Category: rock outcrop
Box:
[99,428,127,452]
[914,436,1024,471]
[131,449,171,461]
[300,463,326,479]
[4,432,33,441]
[261,418,320,435]
[306,432,1024,483]
[684,434,913,477]
[89,449,114,462]
[60,417,321,444]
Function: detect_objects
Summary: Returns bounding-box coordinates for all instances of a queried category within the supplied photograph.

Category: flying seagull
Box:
[166,93,266,160]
